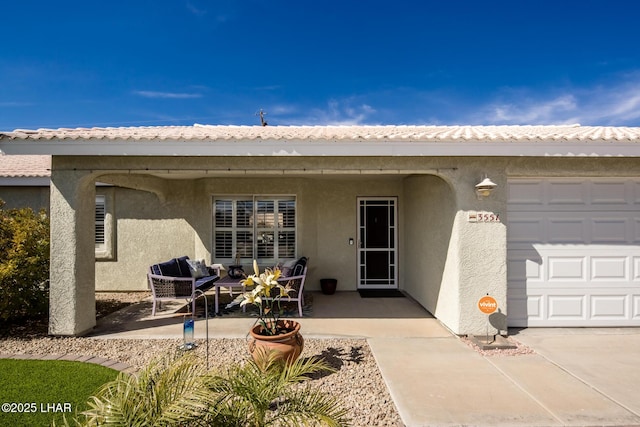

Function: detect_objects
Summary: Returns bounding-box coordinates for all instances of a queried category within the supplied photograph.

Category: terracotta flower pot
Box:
[248,319,304,365]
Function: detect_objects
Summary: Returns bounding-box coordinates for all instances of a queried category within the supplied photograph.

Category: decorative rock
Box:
[0,337,403,426]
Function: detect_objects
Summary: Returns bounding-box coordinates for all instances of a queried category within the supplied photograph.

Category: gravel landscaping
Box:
[460,334,535,356]
[0,292,404,427]
[1,292,538,426]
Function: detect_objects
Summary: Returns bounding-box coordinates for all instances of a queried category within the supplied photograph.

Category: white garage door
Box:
[507,178,640,327]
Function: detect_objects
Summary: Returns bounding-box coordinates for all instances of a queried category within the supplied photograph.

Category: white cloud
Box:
[268,104,296,115]
[0,101,33,107]
[484,95,578,125]
[186,1,207,16]
[592,85,640,123]
[133,90,203,99]
[473,75,640,126]
[297,99,377,125]
[186,0,237,24]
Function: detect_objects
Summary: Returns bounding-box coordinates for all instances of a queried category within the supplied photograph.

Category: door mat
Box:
[358,289,405,298]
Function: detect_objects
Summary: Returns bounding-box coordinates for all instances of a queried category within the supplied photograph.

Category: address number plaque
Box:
[467,211,501,223]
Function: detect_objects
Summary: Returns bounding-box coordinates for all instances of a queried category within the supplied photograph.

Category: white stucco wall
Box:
[96,175,406,293]
[403,175,455,315]
[87,156,516,338]
[0,186,50,212]
[94,180,203,290]
[48,154,640,336]
[403,170,507,336]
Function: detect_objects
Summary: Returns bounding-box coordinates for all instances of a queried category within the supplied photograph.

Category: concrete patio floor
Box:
[90,291,640,426]
[90,290,450,339]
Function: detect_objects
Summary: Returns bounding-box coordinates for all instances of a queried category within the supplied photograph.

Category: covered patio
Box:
[9,125,636,336]
[44,151,493,337]
[88,290,450,340]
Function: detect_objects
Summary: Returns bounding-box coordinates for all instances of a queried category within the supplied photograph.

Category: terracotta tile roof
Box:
[2,124,640,142]
[0,154,50,178]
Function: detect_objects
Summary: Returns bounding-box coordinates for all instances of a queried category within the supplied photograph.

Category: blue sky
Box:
[2,1,640,130]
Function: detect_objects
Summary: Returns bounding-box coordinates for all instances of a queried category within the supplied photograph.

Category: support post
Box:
[49,167,97,335]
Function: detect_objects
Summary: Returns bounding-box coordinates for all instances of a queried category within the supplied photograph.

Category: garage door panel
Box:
[509,179,640,210]
[510,212,639,244]
[633,257,640,281]
[507,258,527,283]
[591,295,628,319]
[548,295,586,320]
[507,180,544,204]
[634,219,640,242]
[548,181,587,205]
[548,257,587,281]
[548,218,586,243]
[508,251,542,281]
[515,247,640,285]
[528,296,543,320]
[513,223,598,245]
[507,290,542,327]
[634,182,640,203]
[508,178,640,327]
[507,217,545,243]
[591,218,630,243]
[591,181,628,204]
[591,256,628,281]
[526,291,637,325]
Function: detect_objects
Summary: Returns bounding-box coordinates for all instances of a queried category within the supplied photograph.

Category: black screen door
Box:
[357,198,398,289]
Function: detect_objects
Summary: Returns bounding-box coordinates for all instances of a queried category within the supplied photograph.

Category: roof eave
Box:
[0,176,50,186]
[1,138,640,157]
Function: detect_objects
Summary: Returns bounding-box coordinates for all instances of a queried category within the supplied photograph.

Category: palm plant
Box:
[78,352,213,426]
[204,349,350,427]
[70,350,350,427]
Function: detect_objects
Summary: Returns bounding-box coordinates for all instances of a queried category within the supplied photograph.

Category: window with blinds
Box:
[95,195,106,248]
[214,196,296,264]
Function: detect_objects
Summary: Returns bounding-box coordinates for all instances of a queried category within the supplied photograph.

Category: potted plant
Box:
[241,260,304,364]
[320,278,338,295]
[227,252,245,279]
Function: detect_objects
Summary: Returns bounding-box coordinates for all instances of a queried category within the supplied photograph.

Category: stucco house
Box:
[1,124,640,337]
[0,154,51,210]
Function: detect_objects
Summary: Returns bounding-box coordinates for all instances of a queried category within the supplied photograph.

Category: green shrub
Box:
[0,199,50,324]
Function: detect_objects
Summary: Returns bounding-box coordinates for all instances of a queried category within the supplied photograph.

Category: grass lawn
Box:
[0,359,120,427]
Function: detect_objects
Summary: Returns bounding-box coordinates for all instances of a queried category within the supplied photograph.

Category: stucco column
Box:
[454,171,508,336]
[49,167,96,336]
[455,211,507,335]
[427,167,508,336]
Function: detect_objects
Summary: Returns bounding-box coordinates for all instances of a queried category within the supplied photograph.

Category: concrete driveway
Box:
[514,328,640,424]
[371,328,640,426]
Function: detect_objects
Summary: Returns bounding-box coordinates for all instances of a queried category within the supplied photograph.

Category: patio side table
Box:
[213,275,246,314]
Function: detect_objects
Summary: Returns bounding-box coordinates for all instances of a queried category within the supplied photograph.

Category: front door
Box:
[357,197,398,289]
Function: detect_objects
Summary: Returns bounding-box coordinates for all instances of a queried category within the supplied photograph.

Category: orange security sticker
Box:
[478,296,498,314]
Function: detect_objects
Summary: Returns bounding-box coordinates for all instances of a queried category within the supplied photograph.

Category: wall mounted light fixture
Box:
[475,176,497,198]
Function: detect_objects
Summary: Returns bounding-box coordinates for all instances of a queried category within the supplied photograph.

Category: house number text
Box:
[468,211,500,223]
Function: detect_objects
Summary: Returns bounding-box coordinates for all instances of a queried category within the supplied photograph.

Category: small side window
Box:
[95,191,115,260]
[95,195,106,248]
